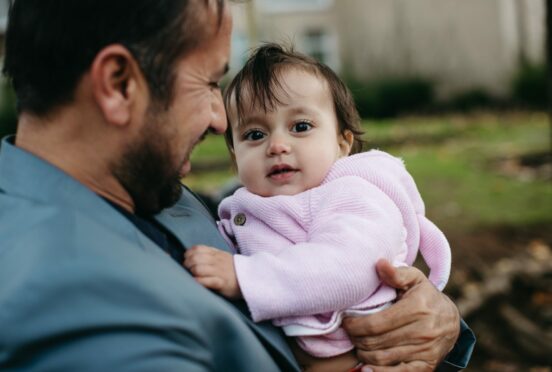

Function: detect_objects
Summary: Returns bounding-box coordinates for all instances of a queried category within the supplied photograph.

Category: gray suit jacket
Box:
[0,137,299,371]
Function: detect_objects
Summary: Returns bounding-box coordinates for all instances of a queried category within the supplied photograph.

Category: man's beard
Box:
[113,109,184,216]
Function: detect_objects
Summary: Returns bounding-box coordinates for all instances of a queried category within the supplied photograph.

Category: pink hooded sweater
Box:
[218,150,451,357]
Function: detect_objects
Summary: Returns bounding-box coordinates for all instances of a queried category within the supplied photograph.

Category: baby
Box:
[184,44,451,362]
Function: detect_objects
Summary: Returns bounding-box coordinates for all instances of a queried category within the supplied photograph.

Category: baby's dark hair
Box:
[223,43,365,154]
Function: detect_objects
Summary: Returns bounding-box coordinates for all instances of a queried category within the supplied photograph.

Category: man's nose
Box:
[267,134,291,156]
[209,90,227,134]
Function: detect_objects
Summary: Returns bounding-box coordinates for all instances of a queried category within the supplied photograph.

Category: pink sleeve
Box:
[417,215,451,290]
[234,176,408,322]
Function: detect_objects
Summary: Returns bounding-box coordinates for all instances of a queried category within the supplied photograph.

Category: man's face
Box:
[117,4,232,215]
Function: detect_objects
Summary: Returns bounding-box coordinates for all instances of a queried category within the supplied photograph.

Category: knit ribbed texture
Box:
[218,150,451,357]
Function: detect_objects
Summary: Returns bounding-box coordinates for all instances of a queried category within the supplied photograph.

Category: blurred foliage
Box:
[446,89,494,112]
[512,64,547,108]
[0,80,17,141]
[346,77,434,119]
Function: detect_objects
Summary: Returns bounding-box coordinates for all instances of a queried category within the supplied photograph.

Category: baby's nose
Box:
[267,136,291,156]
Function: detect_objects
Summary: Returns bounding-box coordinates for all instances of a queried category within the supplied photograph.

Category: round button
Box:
[233,213,246,226]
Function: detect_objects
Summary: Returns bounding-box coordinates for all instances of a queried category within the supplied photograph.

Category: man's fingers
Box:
[343,299,420,337]
[363,360,433,372]
[343,262,461,369]
[350,321,434,351]
[357,343,438,370]
[375,260,425,292]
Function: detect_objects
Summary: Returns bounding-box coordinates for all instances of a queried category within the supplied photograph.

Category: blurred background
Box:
[0,0,550,370]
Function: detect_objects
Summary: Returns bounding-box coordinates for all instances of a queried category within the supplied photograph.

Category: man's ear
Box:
[338,129,354,157]
[90,45,145,127]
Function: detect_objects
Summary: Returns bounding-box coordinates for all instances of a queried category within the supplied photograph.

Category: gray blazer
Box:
[0,137,299,372]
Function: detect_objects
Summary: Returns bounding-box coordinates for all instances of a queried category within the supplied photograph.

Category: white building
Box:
[230,0,546,99]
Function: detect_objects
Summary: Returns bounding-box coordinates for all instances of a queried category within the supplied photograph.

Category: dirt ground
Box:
[443,223,552,371]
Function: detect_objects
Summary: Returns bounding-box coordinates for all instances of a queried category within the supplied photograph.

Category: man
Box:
[0,0,474,371]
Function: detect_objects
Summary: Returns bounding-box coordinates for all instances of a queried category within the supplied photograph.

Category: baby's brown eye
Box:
[291,121,313,133]
[244,130,265,141]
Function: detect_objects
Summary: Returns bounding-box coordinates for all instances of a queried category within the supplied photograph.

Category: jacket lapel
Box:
[154,189,233,253]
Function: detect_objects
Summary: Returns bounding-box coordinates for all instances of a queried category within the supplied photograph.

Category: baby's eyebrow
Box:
[287,106,318,116]
[236,114,267,131]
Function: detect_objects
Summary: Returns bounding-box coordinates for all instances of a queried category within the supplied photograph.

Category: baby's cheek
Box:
[236,156,259,186]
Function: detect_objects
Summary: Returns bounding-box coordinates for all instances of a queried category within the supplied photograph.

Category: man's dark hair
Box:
[224,43,365,154]
[3,0,225,115]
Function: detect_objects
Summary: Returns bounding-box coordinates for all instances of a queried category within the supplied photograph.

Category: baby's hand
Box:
[183,245,242,299]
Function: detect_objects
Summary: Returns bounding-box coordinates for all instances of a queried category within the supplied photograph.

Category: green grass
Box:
[399,147,551,230]
[366,112,551,230]
[186,111,552,231]
[190,134,230,162]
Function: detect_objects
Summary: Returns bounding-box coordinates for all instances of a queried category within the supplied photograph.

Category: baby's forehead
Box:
[269,65,328,91]
[228,65,329,116]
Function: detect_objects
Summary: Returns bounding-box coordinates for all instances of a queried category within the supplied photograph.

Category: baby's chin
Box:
[248,184,307,198]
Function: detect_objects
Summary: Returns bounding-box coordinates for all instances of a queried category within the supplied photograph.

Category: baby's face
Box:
[228,68,352,197]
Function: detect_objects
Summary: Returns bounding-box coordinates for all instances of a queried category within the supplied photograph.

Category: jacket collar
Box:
[0,136,230,252]
[0,136,141,242]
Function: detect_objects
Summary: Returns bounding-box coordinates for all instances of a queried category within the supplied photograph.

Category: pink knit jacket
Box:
[218,150,451,357]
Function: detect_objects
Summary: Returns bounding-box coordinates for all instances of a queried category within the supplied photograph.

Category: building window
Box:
[300,28,340,72]
[302,29,329,63]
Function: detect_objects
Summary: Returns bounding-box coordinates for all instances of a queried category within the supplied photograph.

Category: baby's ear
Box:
[338,130,354,157]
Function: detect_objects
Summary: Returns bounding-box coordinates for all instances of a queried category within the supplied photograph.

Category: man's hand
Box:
[342,260,460,371]
[183,245,242,299]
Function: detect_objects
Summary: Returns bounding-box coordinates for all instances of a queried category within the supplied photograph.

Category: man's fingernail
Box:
[361,367,373,372]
